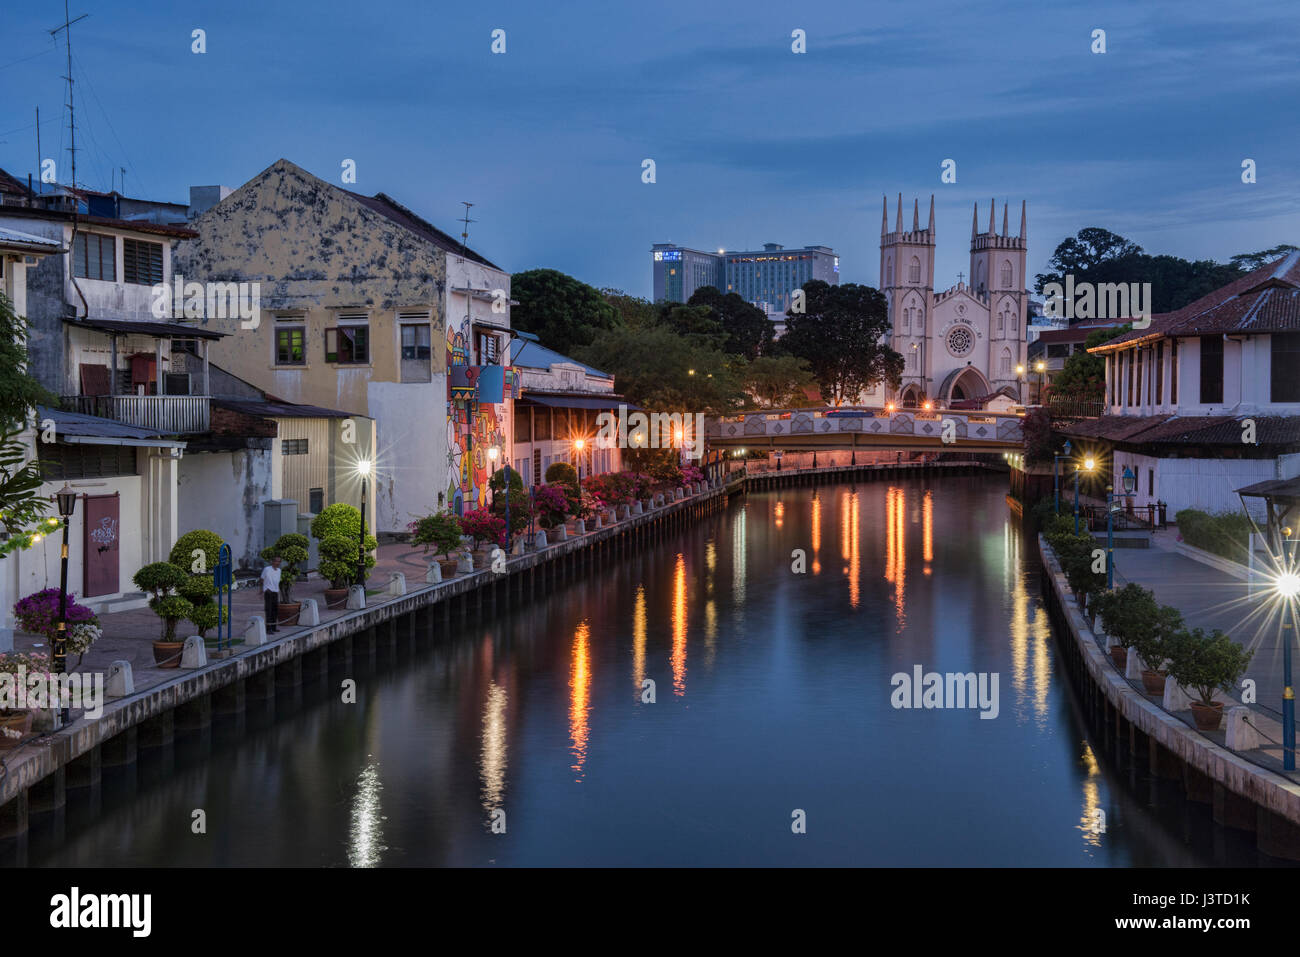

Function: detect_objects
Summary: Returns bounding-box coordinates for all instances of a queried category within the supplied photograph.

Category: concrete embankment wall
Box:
[1038,534,1300,860]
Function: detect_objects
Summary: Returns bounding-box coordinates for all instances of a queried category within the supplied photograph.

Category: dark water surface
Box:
[24,474,1267,866]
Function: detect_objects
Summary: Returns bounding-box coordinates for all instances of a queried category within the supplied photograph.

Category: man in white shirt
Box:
[260,556,282,634]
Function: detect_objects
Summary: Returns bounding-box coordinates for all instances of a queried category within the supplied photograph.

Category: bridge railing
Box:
[705,407,1024,444]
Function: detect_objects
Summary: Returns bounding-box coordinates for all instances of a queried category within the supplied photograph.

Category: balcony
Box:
[61,394,211,434]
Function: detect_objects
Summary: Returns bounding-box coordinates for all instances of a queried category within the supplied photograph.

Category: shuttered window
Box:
[73,233,115,281]
[37,443,138,480]
[122,239,163,285]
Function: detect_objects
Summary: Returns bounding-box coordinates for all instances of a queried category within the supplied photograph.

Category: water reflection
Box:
[1077,742,1104,851]
[480,682,508,813]
[672,553,688,696]
[885,487,906,626]
[811,492,822,575]
[569,621,591,781]
[632,585,647,694]
[347,762,386,867]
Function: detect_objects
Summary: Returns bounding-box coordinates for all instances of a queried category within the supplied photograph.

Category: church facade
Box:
[869,195,1029,408]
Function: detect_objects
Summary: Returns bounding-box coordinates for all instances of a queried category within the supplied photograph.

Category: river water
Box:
[24,474,1268,866]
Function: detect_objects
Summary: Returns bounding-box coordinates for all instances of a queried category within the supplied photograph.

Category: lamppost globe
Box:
[1084,456,1096,471]
[487,446,499,463]
[1035,361,1045,373]
[573,438,585,452]
[1277,571,1300,600]
[356,459,372,478]
[56,484,77,518]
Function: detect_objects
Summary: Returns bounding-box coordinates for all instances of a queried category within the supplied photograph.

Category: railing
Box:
[706,407,1024,445]
[1046,395,1105,419]
[61,394,211,434]
[1079,501,1168,532]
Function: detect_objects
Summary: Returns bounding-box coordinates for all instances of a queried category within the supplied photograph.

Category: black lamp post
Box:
[355,460,371,587]
[54,484,77,725]
[1035,360,1046,404]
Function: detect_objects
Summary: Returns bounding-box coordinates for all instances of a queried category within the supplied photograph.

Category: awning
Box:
[516,393,639,411]
[35,405,186,448]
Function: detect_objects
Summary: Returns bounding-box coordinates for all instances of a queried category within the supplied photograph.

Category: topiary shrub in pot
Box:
[409,512,464,578]
[168,529,227,638]
[134,561,192,668]
[1130,603,1183,696]
[312,504,377,596]
[1164,626,1253,731]
[1093,583,1158,669]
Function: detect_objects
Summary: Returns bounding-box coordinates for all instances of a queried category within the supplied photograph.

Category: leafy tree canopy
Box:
[573,324,744,413]
[779,281,903,404]
[686,286,774,360]
[511,269,621,355]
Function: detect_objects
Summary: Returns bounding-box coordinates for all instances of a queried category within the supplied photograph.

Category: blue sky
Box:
[3,0,1298,298]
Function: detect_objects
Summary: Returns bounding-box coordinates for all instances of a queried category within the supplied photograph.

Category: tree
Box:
[511,269,621,354]
[574,324,743,413]
[0,292,58,558]
[743,355,816,408]
[600,289,660,329]
[1050,323,1130,403]
[1035,228,1143,292]
[1230,244,1300,272]
[781,281,903,404]
[687,286,774,359]
[658,303,727,350]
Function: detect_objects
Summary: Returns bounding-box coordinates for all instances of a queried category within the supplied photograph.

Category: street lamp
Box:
[1105,466,1136,588]
[1016,364,1025,404]
[1034,360,1046,404]
[1053,440,1073,514]
[54,484,77,726]
[355,460,371,587]
[1276,533,1299,771]
[1074,455,1095,534]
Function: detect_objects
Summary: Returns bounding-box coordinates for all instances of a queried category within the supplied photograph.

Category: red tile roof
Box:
[1059,414,1300,447]
[1091,252,1300,353]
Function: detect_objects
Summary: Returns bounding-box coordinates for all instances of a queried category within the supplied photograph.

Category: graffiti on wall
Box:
[445,318,518,514]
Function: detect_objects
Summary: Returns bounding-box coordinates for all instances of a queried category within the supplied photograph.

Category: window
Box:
[1126,351,1133,407]
[282,438,308,455]
[1135,348,1144,406]
[326,321,369,364]
[997,310,1004,333]
[1000,348,1012,377]
[122,238,163,285]
[1272,333,1300,402]
[1001,261,1012,288]
[1199,335,1223,404]
[275,319,305,365]
[73,233,115,281]
[477,330,501,365]
[1047,343,1069,359]
[515,407,531,443]
[1154,343,1164,405]
[309,488,324,513]
[400,318,432,383]
[908,257,920,283]
[1170,340,1179,404]
[37,442,137,480]
[1148,468,1154,497]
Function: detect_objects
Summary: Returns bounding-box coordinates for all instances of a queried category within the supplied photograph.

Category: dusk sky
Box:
[4,0,1298,297]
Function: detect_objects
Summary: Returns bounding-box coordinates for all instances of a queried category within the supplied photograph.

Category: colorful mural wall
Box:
[445,317,519,514]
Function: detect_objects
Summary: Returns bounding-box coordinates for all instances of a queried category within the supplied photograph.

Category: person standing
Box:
[261,555,282,634]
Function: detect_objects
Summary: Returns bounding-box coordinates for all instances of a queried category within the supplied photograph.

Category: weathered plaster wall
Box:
[177,446,274,569]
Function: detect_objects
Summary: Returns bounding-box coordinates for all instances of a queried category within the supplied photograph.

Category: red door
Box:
[83,494,121,597]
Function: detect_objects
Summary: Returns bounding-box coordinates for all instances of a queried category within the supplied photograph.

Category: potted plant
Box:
[312,504,377,598]
[1164,627,1253,731]
[532,484,569,530]
[0,651,48,747]
[261,533,310,617]
[1132,604,1183,696]
[409,512,464,578]
[461,508,506,561]
[170,529,228,635]
[133,562,192,667]
[1092,583,1158,669]
[13,587,101,667]
[544,462,581,515]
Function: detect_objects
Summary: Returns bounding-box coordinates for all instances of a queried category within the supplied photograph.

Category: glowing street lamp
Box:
[1053,440,1073,514]
[54,484,77,725]
[1034,360,1046,403]
[355,460,372,587]
[1074,455,1095,534]
[1277,539,1299,771]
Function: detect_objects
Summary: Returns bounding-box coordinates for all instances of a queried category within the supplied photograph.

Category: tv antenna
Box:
[458,201,475,261]
[49,1,88,193]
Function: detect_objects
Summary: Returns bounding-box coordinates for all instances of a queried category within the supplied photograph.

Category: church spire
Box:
[988,198,996,235]
[912,197,919,232]
[882,195,889,235]
[971,201,978,239]
[896,193,903,234]
[1019,200,1026,240]
[1002,202,1008,237]
[928,194,935,233]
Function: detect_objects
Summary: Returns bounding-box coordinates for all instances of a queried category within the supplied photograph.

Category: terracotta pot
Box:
[438,559,459,579]
[323,588,350,609]
[0,711,33,749]
[1140,669,1167,696]
[1109,646,1127,669]
[1190,700,1224,731]
[152,639,184,668]
[278,602,302,627]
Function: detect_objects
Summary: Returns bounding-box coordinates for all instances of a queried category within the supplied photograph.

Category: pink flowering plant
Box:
[460,509,507,549]
[680,464,704,487]
[533,484,570,529]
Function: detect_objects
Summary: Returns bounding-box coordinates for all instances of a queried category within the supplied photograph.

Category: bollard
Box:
[456,554,474,575]
[347,584,367,610]
[1225,706,1262,751]
[244,615,268,647]
[106,660,134,698]
[299,598,321,626]
[1163,679,1194,712]
[511,538,526,557]
[554,524,568,541]
[675,488,684,500]
[633,501,643,515]
[594,514,603,529]
[1124,649,1146,681]
[180,635,208,669]
[534,530,548,549]
[425,562,442,584]
[575,519,587,535]
[619,504,630,520]
[388,572,407,597]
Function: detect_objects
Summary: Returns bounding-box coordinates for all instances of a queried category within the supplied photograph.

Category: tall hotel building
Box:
[651,242,839,312]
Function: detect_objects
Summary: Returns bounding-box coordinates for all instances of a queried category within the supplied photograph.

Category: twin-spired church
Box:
[866,194,1029,408]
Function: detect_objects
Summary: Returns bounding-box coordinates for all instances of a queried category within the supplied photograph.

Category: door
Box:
[83,494,121,597]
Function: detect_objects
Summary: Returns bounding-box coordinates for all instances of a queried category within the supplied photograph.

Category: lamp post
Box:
[1034,360,1046,405]
[54,484,77,726]
[1074,456,1095,534]
[355,460,371,587]
[1277,532,1299,771]
[1016,364,1025,404]
[1053,440,1073,515]
[1105,466,1137,588]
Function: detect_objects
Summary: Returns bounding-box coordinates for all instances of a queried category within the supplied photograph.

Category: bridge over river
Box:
[705,407,1025,454]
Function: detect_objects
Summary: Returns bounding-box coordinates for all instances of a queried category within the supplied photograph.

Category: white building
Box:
[1064,252,1300,516]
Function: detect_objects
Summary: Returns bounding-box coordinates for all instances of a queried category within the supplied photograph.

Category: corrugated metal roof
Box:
[214,398,361,420]
[36,405,167,441]
[511,339,610,378]
[517,391,635,411]
[61,317,227,340]
[0,225,63,252]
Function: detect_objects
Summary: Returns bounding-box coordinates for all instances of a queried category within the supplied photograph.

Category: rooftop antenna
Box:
[458,201,475,262]
[50,2,88,195]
